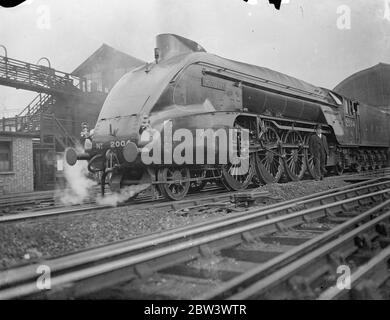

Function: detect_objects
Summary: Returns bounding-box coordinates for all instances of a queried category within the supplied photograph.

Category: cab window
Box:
[353,102,359,115]
[344,100,355,116]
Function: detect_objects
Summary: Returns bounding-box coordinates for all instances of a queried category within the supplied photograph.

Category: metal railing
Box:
[0,114,41,133]
[18,93,53,117]
[52,115,78,147]
[0,113,77,148]
[0,55,88,95]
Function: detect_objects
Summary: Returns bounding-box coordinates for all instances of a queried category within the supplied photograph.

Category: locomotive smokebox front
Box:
[122,141,139,163]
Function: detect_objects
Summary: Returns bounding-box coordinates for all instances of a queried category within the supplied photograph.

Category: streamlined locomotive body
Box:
[66,34,390,200]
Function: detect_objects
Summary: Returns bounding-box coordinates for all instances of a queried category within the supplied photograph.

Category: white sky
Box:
[0,0,389,116]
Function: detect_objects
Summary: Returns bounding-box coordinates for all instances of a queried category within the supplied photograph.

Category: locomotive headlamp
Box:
[84,138,92,151]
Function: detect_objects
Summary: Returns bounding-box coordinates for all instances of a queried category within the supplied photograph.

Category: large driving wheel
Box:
[255,126,284,184]
[304,135,316,179]
[221,154,254,191]
[283,130,306,181]
[158,167,190,201]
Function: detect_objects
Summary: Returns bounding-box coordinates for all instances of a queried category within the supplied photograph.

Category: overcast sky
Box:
[0,0,389,116]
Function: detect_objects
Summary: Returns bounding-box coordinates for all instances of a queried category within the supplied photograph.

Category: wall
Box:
[0,135,34,194]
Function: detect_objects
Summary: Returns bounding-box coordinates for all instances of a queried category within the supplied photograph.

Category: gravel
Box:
[0,176,349,270]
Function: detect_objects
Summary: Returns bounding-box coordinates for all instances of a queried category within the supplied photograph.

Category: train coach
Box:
[65,34,390,200]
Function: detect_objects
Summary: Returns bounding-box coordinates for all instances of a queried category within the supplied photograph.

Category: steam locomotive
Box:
[65,34,390,200]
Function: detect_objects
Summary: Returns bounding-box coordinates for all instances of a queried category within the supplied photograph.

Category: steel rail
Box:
[1,173,389,224]
[0,190,54,200]
[0,168,390,206]
[318,245,390,300]
[1,178,387,291]
[0,181,389,299]
[209,200,390,300]
[0,187,270,223]
[1,167,389,217]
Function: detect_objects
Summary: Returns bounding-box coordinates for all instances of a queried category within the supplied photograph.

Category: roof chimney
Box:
[155,34,206,61]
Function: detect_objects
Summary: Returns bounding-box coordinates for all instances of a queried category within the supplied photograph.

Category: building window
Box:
[85,72,103,92]
[344,100,355,116]
[0,141,12,172]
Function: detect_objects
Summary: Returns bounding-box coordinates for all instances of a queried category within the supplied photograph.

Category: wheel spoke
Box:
[159,167,190,200]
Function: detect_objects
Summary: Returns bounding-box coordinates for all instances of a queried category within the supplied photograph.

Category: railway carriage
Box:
[65,34,390,200]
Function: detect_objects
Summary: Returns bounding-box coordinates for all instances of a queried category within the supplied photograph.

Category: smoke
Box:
[59,159,97,205]
[96,183,151,207]
[57,148,151,206]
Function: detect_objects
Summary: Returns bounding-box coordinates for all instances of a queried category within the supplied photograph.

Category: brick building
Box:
[0,132,34,194]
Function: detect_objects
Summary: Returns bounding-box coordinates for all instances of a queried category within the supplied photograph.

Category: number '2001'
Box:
[111,140,130,148]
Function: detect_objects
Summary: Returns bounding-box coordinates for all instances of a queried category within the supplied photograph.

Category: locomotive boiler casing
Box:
[72,34,389,189]
[88,47,337,168]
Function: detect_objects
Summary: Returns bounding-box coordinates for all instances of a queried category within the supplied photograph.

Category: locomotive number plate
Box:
[201,77,226,91]
[110,140,131,148]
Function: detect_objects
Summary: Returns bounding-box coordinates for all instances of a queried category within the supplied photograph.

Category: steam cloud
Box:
[96,183,151,206]
[58,152,151,207]
[59,160,97,205]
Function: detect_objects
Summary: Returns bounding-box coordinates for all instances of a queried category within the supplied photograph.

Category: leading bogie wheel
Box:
[158,167,190,201]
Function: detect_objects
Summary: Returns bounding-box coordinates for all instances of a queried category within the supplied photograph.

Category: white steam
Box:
[57,152,151,207]
[59,160,97,205]
[96,183,151,207]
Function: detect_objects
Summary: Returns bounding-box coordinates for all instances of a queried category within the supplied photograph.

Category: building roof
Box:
[72,44,145,76]
[334,63,390,107]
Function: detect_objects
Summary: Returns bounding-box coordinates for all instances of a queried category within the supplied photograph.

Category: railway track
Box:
[215,201,390,300]
[0,190,56,213]
[0,176,389,299]
[0,187,275,224]
[1,167,389,215]
[1,168,390,223]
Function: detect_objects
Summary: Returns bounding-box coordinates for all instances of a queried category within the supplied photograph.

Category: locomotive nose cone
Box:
[123,142,139,163]
[65,148,78,166]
